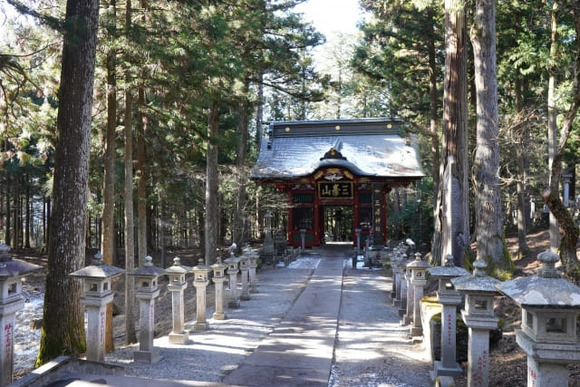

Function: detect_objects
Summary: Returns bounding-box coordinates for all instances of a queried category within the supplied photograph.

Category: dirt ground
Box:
[12,229,580,385]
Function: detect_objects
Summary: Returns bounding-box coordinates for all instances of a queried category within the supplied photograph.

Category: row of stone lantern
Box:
[393,244,580,386]
[69,249,260,366]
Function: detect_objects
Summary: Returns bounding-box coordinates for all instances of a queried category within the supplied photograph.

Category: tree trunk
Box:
[547,0,561,249]
[137,84,147,266]
[471,0,507,269]
[101,0,118,353]
[123,0,137,345]
[432,0,469,267]
[542,2,580,278]
[36,0,100,366]
[205,100,220,265]
[233,80,250,249]
[427,7,440,198]
[136,0,148,266]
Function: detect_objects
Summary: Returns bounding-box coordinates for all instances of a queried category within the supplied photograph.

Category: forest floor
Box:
[12,228,580,386]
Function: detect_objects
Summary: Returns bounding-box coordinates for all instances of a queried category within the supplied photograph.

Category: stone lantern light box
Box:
[71,252,124,299]
[496,250,580,344]
[130,256,165,293]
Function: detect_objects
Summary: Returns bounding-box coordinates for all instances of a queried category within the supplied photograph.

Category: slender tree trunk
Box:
[136,0,148,266]
[432,0,469,266]
[471,0,506,269]
[36,0,100,366]
[233,91,249,249]
[514,62,530,255]
[547,0,561,249]
[542,2,580,278]
[101,0,117,353]
[205,100,220,265]
[123,0,137,345]
[427,7,440,197]
[137,84,147,265]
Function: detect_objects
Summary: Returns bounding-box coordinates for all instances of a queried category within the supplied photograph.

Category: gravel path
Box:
[330,263,432,386]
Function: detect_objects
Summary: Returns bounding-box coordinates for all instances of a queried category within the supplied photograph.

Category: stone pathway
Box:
[330,263,432,386]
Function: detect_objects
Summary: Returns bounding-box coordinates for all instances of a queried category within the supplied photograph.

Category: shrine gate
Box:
[250,118,424,248]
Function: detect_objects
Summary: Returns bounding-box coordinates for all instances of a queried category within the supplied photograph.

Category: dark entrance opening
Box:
[323,206,353,242]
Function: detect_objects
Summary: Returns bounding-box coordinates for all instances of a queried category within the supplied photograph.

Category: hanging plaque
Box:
[318,181,353,199]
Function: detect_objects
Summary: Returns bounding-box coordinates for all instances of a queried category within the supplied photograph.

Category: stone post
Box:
[399,263,410,319]
[355,228,361,255]
[300,228,306,251]
[390,252,400,299]
[496,250,580,386]
[70,252,123,362]
[211,261,227,320]
[401,262,414,323]
[407,252,430,337]
[428,254,469,380]
[248,252,259,293]
[239,256,250,301]
[190,263,211,332]
[129,256,164,363]
[164,257,190,344]
[224,257,241,308]
[0,244,42,386]
[452,259,501,387]
[393,254,407,307]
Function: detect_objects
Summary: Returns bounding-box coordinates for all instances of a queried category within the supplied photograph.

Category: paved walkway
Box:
[19,245,432,386]
[223,246,345,386]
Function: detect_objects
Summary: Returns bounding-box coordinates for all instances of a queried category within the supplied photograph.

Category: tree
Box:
[542,0,580,278]
[432,0,469,266]
[471,0,511,270]
[36,0,100,365]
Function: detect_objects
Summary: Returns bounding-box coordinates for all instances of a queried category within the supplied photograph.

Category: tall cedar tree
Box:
[471,0,509,269]
[433,0,469,266]
[542,0,580,278]
[36,0,100,365]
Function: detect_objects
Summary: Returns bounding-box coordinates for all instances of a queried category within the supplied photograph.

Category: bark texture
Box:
[471,0,508,269]
[36,0,100,366]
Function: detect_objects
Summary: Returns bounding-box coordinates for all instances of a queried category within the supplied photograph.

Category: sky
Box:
[293,0,368,44]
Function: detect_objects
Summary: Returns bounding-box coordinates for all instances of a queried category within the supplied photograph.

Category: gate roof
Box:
[250,118,424,181]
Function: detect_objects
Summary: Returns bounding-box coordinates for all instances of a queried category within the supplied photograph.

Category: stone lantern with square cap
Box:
[496,250,580,386]
[407,252,430,337]
[428,254,469,380]
[164,257,191,344]
[190,262,211,332]
[452,258,501,387]
[70,252,123,362]
[211,259,227,320]
[247,249,259,293]
[128,255,165,363]
[0,244,42,386]
[224,257,241,308]
[239,256,251,301]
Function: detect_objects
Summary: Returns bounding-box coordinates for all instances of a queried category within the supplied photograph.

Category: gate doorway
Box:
[323,206,353,243]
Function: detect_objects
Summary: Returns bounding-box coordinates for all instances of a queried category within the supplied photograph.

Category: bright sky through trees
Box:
[294,0,367,44]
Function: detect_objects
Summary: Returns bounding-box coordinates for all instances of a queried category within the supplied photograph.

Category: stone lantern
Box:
[128,256,165,363]
[496,250,580,386]
[248,250,259,293]
[70,252,123,362]
[164,257,191,344]
[452,258,501,387]
[428,254,469,380]
[0,244,42,386]
[224,257,241,308]
[407,252,430,337]
[190,262,211,332]
[239,256,251,301]
[211,260,227,320]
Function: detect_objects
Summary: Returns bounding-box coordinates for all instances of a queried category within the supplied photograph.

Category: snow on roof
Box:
[250,118,424,180]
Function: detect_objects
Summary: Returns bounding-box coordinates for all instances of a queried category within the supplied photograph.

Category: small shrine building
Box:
[250,118,424,248]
